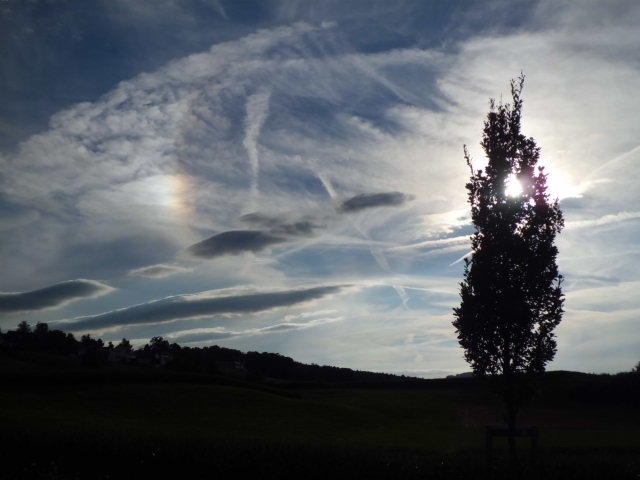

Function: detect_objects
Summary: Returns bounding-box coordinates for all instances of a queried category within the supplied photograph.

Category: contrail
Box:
[449,250,472,266]
[316,172,337,199]
[212,0,229,20]
[586,144,640,180]
[243,88,272,213]
[317,172,408,308]
[389,234,470,251]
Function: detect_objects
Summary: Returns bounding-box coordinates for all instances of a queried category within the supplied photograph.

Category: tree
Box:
[14,321,32,348]
[16,321,31,334]
[117,338,133,353]
[80,334,106,366]
[453,74,564,468]
[34,322,49,336]
[149,336,170,354]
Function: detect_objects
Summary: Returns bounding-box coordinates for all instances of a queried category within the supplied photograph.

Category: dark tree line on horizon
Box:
[0,321,419,385]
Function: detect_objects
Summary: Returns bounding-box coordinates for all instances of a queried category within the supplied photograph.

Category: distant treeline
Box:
[0,321,423,385]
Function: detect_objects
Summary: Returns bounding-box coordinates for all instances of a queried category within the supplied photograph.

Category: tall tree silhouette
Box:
[453,74,564,467]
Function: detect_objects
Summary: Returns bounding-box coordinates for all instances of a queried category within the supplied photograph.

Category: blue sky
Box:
[1,0,638,377]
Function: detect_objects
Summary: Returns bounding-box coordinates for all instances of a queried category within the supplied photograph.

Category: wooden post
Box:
[486,426,494,473]
[485,425,539,477]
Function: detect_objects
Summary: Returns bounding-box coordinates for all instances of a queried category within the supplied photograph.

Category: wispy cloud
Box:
[565,211,640,230]
[389,234,470,252]
[0,280,114,313]
[60,285,346,331]
[127,263,192,279]
[212,0,229,21]
[243,88,272,213]
[167,315,343,344]
[0,196,39,231]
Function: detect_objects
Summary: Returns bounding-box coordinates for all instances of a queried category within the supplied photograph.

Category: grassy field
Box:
[1,363,638,479]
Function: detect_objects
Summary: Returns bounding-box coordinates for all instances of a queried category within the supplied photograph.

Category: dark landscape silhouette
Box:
[1,322,638,479]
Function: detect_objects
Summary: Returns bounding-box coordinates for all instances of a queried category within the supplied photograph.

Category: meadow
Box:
[1,356,638,479]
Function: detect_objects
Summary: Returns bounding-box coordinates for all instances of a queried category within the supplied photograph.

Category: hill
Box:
[0,322,427,386]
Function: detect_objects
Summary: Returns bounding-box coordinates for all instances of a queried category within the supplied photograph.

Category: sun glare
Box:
[505,174,523,197]
[504,167,584,201]
[543,168,584,201]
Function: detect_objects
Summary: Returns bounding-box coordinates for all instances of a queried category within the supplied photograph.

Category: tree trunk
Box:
[507,404,518,475]
[506,378,519,479]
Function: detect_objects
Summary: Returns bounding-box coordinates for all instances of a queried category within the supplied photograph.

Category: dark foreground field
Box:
[1,357,638,479]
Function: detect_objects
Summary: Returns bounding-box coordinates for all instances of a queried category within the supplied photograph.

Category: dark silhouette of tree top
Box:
[453,74,564,378]
[17,320,31,334]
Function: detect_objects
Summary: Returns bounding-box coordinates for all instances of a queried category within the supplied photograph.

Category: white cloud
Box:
[566,211,640,230]
[243,87,272,213]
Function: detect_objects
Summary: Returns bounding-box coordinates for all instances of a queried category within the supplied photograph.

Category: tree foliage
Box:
[453,75,564,379]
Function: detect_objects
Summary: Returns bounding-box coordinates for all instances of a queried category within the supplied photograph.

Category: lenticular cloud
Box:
[0,279,113,313]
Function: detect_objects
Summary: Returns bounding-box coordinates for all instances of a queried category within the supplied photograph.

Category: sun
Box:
[504,168,584,200]
[504,174,523,197]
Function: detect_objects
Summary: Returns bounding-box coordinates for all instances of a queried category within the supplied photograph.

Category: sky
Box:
[1,0,638,378]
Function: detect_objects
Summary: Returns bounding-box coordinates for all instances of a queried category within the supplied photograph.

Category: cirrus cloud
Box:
[167,315,343,344]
